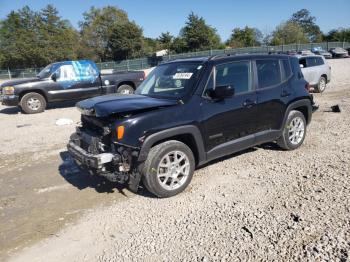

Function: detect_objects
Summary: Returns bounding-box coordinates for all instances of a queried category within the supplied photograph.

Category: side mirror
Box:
[209,85,234,100]
[51,73,57,82]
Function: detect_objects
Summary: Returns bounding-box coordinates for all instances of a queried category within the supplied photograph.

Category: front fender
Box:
[138,125,206,165]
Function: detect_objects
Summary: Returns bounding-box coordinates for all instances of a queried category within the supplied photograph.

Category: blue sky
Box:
[0,0,349,40]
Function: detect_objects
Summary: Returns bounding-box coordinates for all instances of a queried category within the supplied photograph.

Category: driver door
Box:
[200,60,258,156]
[49,61,101,101]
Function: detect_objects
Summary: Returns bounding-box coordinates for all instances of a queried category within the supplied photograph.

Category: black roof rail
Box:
[208,52,236,61]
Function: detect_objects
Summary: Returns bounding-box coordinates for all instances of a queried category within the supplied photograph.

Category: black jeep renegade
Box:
[67,54,316,198]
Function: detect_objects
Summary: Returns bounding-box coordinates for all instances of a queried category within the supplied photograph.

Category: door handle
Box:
[281,90,291,97]
[243,99,256,108]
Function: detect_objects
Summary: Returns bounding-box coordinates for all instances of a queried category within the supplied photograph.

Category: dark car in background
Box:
[67,54,316,197]
[311,47,332,59]
[0,60,145,114]
[329,47,348,58]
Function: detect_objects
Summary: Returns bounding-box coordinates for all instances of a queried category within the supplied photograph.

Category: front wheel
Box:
[277,110,307,150]
[142,140,195,198]
[117,84,134,94]
[20,92,46,114]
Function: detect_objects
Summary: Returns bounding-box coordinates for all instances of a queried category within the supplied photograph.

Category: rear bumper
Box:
[1,95,19,106]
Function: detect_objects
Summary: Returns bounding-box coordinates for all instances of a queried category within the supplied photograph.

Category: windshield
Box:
[135,62,204,99]
[37,63,60,79]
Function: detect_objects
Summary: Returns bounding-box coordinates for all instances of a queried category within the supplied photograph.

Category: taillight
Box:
[140,71,146,81]
[305,83,311,92]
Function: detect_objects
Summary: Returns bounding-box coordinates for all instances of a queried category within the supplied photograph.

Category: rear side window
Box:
[291,57,304,79]
[214,61,252,94]
[306,57,318,67]
[307,57,324,67]
[256,59,281,89]
[316,57,324,65]
[281,59,292,81]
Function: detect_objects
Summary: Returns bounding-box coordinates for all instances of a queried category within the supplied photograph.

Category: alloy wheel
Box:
[288,116,305,145]
[157,151,190,191]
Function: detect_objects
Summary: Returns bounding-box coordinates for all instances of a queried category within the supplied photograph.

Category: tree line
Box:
[0,5,349,69]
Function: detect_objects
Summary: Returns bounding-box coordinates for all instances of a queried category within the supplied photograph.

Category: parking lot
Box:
[1,58,350,261]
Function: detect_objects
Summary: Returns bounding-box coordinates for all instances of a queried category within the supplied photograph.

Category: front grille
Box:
[78,115,112,154]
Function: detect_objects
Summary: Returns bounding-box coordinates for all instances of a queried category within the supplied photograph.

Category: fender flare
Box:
[282,99,312,128]
[138,125,206,165]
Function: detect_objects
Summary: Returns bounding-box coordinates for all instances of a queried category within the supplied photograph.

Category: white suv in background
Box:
[298,55,331,93]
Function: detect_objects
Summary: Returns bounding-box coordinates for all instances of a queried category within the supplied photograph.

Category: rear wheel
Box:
[277,110,306,150]
[315,76,327,93]
[20,92,46,114]
[142,140,195,198]
[117,84,134,94]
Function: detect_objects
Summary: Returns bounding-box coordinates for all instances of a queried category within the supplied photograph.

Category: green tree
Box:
[170,37,188,53]
[0,7,42,68]
[226,26,262,48]
[271,21,308,45]
[0,5,80,69]
[324,28,350,42]
[79,6,129,61]
[107,21,144,60]
[158,31,173,49]
[290,9,322,42]
[39,5,80,64]
[143,37,162,55]
[180,12,222,52]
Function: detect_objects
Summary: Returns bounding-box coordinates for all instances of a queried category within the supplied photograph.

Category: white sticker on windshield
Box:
[173,73,193,79]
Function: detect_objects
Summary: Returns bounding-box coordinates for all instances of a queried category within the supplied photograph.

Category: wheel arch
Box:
[320,74,327,81]
[283,99,312,127]
[19,89,48,102]
[138,125,206,166]
[117,81,135,89]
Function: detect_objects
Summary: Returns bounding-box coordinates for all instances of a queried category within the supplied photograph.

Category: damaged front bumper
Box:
[67,141,115,169]
[67,131,142,192]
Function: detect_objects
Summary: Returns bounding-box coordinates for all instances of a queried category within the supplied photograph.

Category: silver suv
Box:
[298,55,331,93]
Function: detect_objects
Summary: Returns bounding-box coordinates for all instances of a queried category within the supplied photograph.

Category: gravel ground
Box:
[0,101,80,156]
[5,59,350,261]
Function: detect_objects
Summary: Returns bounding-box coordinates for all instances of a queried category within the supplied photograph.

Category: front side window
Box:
[205,61,252,95]
[299,58,307,68]
[135,62,204,99]
[37,63,60,79]
[57,64,77,81]
[216,61,252,94]
[256,59,281,88]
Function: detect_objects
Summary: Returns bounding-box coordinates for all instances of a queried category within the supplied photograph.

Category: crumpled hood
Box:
[0,77,42,87]
[77,94,178,117]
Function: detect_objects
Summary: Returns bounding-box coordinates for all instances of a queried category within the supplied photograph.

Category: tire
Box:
[117,84,134,94]
[20,92,46,114]
[315,76,327,93]
[277,110,307,150]
[142,140,195,198]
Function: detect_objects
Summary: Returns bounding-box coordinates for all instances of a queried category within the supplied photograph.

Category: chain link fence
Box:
[1,41,349,80]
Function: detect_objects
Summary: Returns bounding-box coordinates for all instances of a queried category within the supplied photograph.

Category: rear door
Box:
[200,60,258,152]
[255,58,290,139]
[300,57,317,85]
